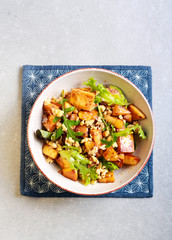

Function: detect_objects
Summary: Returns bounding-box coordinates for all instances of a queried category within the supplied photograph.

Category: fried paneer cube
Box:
[104,115,124,129]
[75,125,88,138]
[70,88,95,111]
[128,104,146,121]
[123,154,140,165]
[56,156,70,169]
[123,114,132,123]
[79,110,98,121]
[117,134,134,153]
[112,105,131,116]
[103,146,118,161]
[42,145,58,159]
[42,115,56,132]
[62,168,78,181]
[90,129,102,147]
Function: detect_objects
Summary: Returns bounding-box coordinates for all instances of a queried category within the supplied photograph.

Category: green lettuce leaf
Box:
[51,127,63,141]
[59,150,98,185]
[84,78,128,106]
[101,158,118,171]
[109,85,128,105]
[36,129,52,139]
[114,124,146,139]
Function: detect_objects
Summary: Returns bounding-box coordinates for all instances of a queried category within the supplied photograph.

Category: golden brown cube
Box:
[75,125,88,138]
[103,146,118,161]
[117,134,134,153]
[78,110,98,121]
[42,115,56,132]
[98,172,115,183]
[128,104,146,121]
[123,114,132,123]
[123,154,140,165]
[62,168,78,181]
[51,100,62,109]
[56,156,70,169]
[70,88,95,111]
[90,129,102,147]
[85,141,95,152]
[104,115,124,129]
[42,144,58,159]
[114,159,124,168]
[112,105,131,116]
[43,102,60,115]
[70,113,78,121]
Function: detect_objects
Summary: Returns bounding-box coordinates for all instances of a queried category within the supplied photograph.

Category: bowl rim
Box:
[27,68,155,196]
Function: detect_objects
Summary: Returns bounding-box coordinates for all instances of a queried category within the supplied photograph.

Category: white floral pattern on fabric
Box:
[23,67,151,195]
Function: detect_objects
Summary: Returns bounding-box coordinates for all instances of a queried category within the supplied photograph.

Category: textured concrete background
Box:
[0,0,172,239]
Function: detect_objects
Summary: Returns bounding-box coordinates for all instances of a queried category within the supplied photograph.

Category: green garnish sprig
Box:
[101,124,146,148]
[60,90,83,142]
[59,150,98,185]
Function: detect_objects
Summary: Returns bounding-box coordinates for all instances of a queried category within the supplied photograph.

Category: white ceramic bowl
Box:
[27,68,155,195]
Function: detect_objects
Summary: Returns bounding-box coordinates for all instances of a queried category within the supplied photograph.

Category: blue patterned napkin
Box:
[20,65,153,197]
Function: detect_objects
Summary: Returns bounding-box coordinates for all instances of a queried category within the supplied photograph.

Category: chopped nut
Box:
[91,156,99,164]
[112,142,118,148]
[44,99,51,105]
[56,122,62,129]
[90,125,98,130]
[73,141,80,148]
[46,141,57,148]
[80,120,85,126]
[81,138,92,144]
[106,107,112,115]
[62,124,67,132]
[99,105,106,112]
[65,137,75,147]
[56,143,62,152]
[96,163,108,179]
[85,120,95,126]
[99,144,106,150]
[88,146,98,156]
[52,108,63,117]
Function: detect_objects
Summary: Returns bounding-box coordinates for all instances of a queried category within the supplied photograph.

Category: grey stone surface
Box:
[0,0,171,239]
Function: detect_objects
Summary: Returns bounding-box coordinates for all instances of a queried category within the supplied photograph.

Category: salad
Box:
[36,78,146,185]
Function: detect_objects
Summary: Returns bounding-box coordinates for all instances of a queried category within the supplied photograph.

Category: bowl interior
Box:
[28,69,154,195]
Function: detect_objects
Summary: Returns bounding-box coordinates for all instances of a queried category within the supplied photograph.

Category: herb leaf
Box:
[114,124,146,139]
[64,106,75,114]
[101,157,118,171]
[51,127,63,141]
[61,90,83,142]
[101,135,118,148]
[36,129,52,139]
[53,116,61,123]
